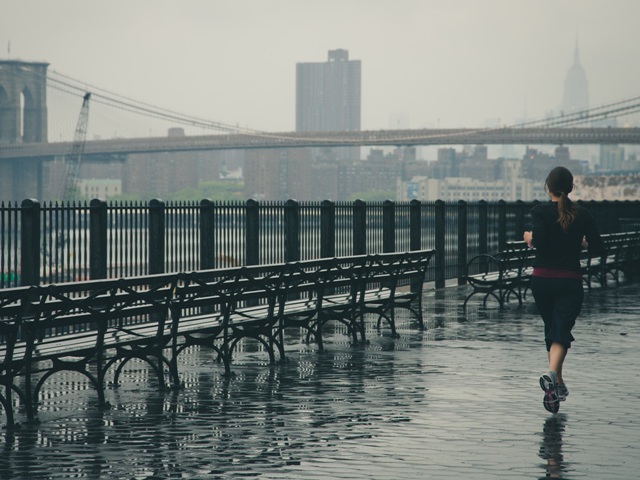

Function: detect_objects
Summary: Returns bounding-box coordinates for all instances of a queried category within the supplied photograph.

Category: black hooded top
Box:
[530,202,604,273]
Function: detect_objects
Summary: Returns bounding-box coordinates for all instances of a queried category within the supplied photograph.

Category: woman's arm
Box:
[523,230,533,247]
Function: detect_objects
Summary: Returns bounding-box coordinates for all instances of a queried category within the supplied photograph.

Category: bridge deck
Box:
[2,126,640,159]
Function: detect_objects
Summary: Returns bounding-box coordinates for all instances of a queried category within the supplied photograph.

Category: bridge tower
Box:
[0,60,49,201]
[0,60,48,144]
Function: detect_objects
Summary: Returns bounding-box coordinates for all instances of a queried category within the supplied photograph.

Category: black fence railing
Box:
[2,198,639,289]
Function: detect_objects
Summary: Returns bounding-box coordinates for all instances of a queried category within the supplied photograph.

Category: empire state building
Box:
[563,42,589,115]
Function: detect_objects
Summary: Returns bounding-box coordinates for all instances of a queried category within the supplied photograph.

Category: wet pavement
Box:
[1,281,640,479]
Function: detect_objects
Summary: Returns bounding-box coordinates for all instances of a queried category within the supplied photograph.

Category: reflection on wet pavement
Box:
[539,414,567,478]
[2,283,640,479]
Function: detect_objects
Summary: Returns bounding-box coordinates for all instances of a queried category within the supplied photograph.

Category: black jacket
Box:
[530,202,604,272]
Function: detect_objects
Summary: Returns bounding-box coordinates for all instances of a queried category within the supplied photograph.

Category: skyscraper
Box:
[296,49,361,161]
[562,41,589,115]
[563,40,594,166]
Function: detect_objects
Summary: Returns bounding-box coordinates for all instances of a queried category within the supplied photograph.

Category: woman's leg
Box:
[530,277,555,350]
[549,342,567,384]
[532,277,582,412]
[548,279,584,383]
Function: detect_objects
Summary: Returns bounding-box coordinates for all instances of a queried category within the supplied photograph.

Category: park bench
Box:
[168,250,435,379]
[168,262,288,380]
[463,232,640,308]
[0,249,435,427]
[360,251,433,336]
[276,251,434,349]
[276,255,369,354]
[581,231,640,288]
[462,241,534,308]
[0,274,176,425]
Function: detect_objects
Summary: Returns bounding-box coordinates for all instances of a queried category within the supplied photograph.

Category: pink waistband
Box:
[532,267,582,280]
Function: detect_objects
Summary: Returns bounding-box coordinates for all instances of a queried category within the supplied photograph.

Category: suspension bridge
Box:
[1,61,640,202]
[2,67,640,161]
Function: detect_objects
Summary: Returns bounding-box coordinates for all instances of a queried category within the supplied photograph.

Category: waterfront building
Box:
[245,50,362,200]
[573,173,640,201]
[398,149,572,202]
[397,175,545,202]
[244,148,300,200]
[78,178,121,200]
[599,145,626,172]
[521,147,585,180]
[296,49,361,162]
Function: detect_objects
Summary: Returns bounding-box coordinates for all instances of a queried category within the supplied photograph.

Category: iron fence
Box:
[2,198,639,289]
[0,201,20,289]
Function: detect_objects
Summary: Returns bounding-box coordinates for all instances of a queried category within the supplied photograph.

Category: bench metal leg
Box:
[33,360,106,410]
[0,384,15,429]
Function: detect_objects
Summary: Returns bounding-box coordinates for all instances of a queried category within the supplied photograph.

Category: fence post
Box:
[353,199,366,255]
[89,198,108,280]
[586,200,601,233]
[600,200,609,233]
[409,199,421,251]
[457,200,468,285]
[149,198,165,275]
[320,199,335,258]
[612,200,621,233]
[435,199,445,289]
[515,199,526,236]
[531,199,540,214]
[609,200,617,233]
[284,199,300,263]
[620,200,630,231]
[383,199,395,253]
[597,200,606,233]
[478,200,488,257]
[246,199,260,266]
[498,199,507,250]
[199,198,215,270]
[20,198,40,286]
[629,200,640,230]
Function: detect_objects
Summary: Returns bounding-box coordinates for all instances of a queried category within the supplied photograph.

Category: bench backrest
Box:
[366,250,435,293]
[2,250,437,364]
[1,274,175,365]
[171,263,286,321]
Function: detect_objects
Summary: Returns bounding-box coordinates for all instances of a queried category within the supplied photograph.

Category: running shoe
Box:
[540,371,560,413]
[557,382,569,402]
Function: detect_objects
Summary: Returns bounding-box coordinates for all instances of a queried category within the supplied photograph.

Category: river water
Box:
[2,283,640,479]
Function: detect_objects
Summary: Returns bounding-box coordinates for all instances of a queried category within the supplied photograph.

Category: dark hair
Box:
[545,166,576,232]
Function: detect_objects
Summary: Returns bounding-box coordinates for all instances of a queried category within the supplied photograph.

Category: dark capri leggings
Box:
[530,276,584,351]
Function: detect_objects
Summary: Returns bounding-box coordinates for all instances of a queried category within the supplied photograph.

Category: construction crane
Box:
[61,92,91,201]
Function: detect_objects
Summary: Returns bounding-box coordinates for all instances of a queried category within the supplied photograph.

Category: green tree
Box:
[170,181,244,201]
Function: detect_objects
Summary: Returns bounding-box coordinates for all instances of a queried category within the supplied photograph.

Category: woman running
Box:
[523,166,604,413]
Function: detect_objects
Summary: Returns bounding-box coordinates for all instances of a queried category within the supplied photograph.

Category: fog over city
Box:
[3,0,640,133]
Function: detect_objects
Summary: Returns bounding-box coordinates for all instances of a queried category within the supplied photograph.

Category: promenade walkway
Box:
[1,281,639,479]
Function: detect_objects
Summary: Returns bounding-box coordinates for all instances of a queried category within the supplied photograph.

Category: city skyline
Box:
[2,0,640,135]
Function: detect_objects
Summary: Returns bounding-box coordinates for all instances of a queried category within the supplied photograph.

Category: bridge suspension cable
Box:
[509,95,640,129]
[47,70,266,135]
[44,69,640,145]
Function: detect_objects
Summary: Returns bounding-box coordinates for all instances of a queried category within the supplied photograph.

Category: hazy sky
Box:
[2,0,640,133]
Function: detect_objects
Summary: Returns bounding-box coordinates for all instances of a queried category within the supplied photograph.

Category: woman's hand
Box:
[523,231,533,248]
